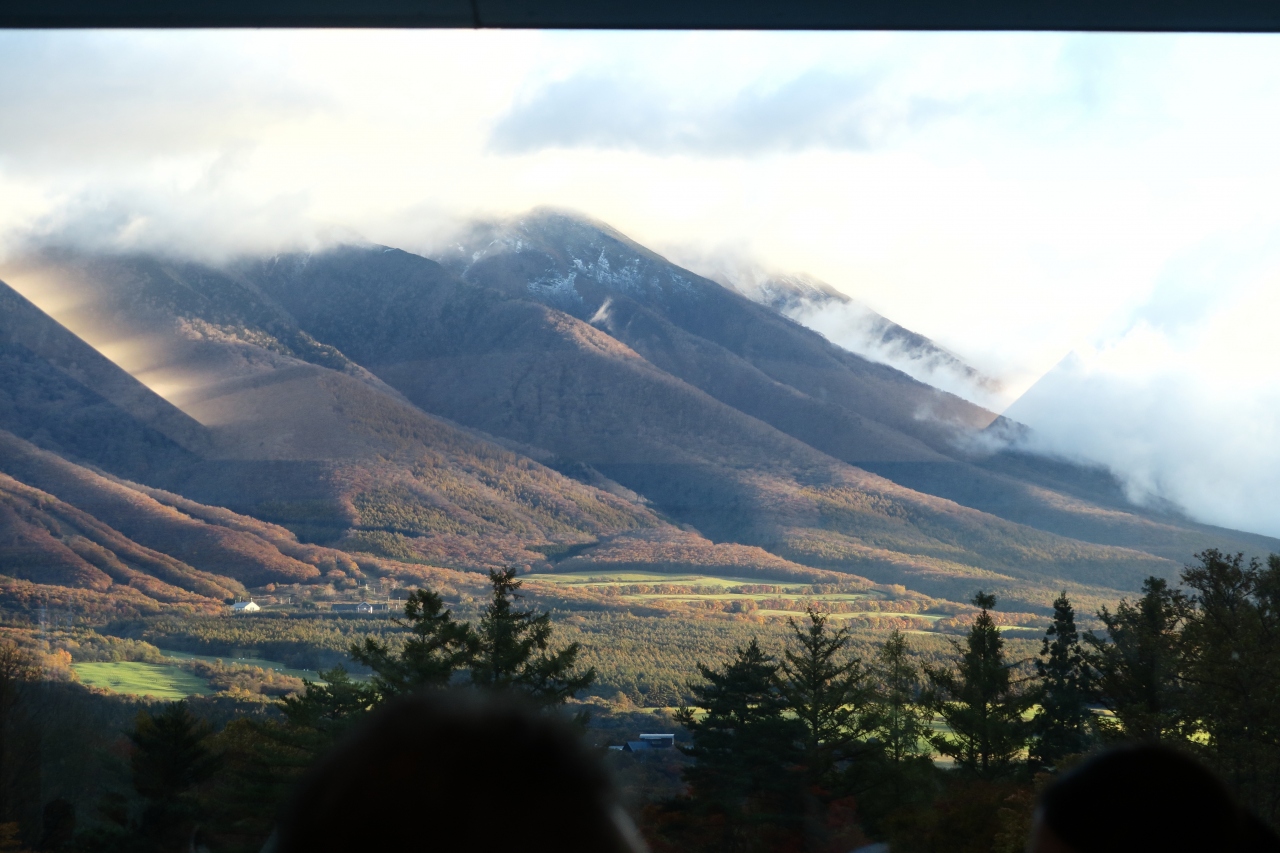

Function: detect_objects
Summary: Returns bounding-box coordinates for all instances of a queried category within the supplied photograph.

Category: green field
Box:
[525,570,802,586]
[524,570,884,603]
[522,569,948,626]
[160,649,322,682]
[72,661,213,700]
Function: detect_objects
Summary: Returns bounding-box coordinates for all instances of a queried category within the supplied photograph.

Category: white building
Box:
[231,600,261,613]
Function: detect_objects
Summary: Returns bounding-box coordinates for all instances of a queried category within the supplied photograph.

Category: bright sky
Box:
[1,29,1278,536]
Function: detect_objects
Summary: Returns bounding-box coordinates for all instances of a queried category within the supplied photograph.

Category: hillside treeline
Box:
[1,550,1277,852]
[642,548,1280,852]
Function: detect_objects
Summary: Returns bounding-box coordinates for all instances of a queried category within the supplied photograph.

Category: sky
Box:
[1,29,1278,537]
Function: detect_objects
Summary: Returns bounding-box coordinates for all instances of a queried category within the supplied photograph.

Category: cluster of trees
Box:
[72,569,595,853]
[643,549,1280,852]
[11,549,1280,853]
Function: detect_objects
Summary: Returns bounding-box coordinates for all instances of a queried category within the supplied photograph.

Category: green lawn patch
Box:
[72,661,213,700]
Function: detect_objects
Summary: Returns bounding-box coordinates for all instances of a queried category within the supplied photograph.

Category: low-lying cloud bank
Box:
[1001,271,1280,539]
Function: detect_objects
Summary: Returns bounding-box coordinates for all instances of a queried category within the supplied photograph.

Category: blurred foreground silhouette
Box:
[1029,745,1280,853]
[273,691,647,853]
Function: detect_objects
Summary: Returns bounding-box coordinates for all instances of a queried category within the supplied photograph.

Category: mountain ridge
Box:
[1,213,1276,620]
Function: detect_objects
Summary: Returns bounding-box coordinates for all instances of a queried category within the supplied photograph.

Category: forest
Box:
[0,550,1277,852]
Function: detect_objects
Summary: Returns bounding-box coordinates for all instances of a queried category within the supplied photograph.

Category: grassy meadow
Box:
[72,661,213,700]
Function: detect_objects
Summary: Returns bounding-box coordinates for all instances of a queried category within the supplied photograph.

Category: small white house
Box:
[231,600,261,613]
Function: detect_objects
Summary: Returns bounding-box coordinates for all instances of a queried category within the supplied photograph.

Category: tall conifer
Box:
[676,639,805,849]
[127,702,221,853]
[873,629,931,767]
[1030,592,1092,767]
[924,591,1032,778]
[350,588,478,697]
[1083,576,1188,742]
[471,568,595,706]
[779,607,874,789]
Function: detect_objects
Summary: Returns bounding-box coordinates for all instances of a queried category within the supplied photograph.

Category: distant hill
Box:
[239,240,1191,610]
[1,214,1277,619]
[0,255,867,608]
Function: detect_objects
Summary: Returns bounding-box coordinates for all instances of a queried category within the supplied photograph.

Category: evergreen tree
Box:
[1083,576,1188,742]
[350,588,478,698]
[1179,551,1280,824]
[778,607,874,790]
[855,629,938,840]
[279,666,376,742]
[128,702,220,853]
[924,592,1032,778]
[1029,592,1092,767]
[471,568,595,706]
[873,629,931,768]
[676,639,805,850]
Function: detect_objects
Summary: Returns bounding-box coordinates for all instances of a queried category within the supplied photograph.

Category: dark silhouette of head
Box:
[1030,744,1280,853]
[275,691,646,853]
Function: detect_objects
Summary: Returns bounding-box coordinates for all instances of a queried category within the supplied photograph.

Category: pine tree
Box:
[471,568,595,706]
[350,588,478,698]
[1083,576,1188,742]
[778,607,874,790]
[279,666,376,740]
[873,629,931,767]
[128,701,221,853]
[924,592,1033,778]
[676,639,805,850]
[1030,592,1092,767]
[1178,551,1280,824]
[856,629,937,837]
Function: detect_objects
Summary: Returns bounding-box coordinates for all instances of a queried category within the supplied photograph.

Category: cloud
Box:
[488,70,949,156]
[783,299,1009,411]
[0,31,320,172]
[1001,257,1280,539]
[1,184,324,265]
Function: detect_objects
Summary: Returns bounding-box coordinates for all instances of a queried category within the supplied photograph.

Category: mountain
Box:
[237,239,1186,609]
[0,253,849,599]
[439,210,996,454]
[2,212,1277,618]
[433,212,1277,568]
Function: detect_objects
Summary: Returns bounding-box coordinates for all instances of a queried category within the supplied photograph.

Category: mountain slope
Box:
[0,281,210,480]
[0,254,834,583]
[242,245,1183,608]
[436,211,1280,572]
[0,429,318,589]
[442,210,997,453]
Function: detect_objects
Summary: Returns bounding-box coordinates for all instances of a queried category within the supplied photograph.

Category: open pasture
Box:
[523,569,884,601]
[523,569,946,623]
[72,661,213,700]
[523,570,846,589]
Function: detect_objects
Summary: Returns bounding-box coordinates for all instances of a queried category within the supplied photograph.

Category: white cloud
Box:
[488,69,950,155]
[1003,250,1280,537]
